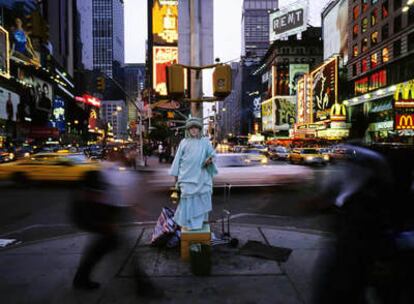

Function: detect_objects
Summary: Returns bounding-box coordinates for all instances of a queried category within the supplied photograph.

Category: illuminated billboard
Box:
[311,57,338,122]
[269,0,309,42]
[152,0,178,45]
[153,46,178,96]
[289,64,309,95]
[0,87,20,121]
[261,98,275,132]
[322,0,349,63]
[275,97,296,126]
[0,26,10,79]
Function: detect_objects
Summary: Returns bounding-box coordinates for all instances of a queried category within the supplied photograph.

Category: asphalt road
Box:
[0,161,339,244]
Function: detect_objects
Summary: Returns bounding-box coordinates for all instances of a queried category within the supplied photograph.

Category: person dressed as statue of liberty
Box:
[169,117,218,230]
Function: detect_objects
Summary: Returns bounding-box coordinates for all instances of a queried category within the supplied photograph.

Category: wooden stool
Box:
[181,223,211,261]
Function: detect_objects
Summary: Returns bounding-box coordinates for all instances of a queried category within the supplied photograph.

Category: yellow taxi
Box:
[0,152,101,183]
[288,148,329,165]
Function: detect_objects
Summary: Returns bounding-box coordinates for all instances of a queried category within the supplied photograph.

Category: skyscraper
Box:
[241,0,278,58]
[76,0,124,78]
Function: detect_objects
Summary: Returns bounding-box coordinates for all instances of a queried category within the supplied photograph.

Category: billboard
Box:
[0,26,10,79]
[261,98,274,132]
[394,80,414,108]
[269,0,309,42]
[311,57,338,122]
[9,17,40,66]
[152,0,178,45]
[322,0,349,63]
[49,97,66,132]
[0,87,20,121]
[289,64,309,95]
[153,46,178,95]
[275,96,296,126]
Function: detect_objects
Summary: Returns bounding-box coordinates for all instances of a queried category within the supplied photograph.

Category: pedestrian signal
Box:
[213,64,232,99]
[166,64,185,97]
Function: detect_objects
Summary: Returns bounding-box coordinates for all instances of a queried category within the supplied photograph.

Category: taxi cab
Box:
[288,148,329,165]
[0,152,101,183]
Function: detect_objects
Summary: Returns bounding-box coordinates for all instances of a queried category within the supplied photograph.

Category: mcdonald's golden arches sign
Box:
[394,80,414,108]
[395,113,414,130]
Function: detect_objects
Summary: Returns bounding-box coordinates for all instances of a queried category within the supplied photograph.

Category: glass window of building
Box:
[382,47,390,62]
[393,39,401,57]
[394,0,402,11]
[408,32,414,52]
[408,6,414,25]
[370,53,378,69]
[362,18,368,32]
[362,58,368,72]
[353,63,358,76]
[371,8,378,26]
[371,31,379,45]
[353,44,359,57]
[353,24,359,39]
[353,6,360,20]
[362,38,369,52]
[362,0,369,13]
[394,14,402,33]
[382,1,389,18]
[382,23,389,40]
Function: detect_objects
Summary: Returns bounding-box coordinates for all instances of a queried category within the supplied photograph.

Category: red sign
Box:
[153,46,178,96]
[395,113,414,130]
[75,95,101,107]
[29,127,59,139]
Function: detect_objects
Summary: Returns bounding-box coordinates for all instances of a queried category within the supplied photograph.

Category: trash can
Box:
[189,243,211,276]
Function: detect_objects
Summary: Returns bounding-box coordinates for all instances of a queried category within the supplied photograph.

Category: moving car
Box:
[0,149,15,163]
[145,153,313,188]
[268,146,290,160]
[288,148,329,165]
[0,152,101,183]
[244,149,268,164]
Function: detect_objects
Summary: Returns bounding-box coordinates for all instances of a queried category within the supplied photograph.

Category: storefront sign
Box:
[395,113,414,130]
[311,56,338,122]
[75,95,101,107]
[394,80,414,108]
[153,46,178,96]
[269,0,308,41]
[152,0,178,45]
[89,109,97,129]
[330,103,347,121]
[289,64,309,95]
[0,26,10,79]
[369,120,393,131]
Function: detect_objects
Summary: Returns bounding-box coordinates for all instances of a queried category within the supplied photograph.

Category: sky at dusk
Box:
[124,0,331,64]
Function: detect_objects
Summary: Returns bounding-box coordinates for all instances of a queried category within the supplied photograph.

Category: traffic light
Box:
[167,111,175,119]
[166,64,185,97]
[96,77,105,92]
[212,64,232,99]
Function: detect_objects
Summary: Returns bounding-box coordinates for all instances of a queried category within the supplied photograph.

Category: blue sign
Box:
[48,97,65,132]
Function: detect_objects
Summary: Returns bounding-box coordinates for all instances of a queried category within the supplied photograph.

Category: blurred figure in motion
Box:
[312,142,414,304]
[71,164,163,297]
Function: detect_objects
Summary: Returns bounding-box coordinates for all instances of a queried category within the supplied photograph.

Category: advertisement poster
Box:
[275,96,296,126]
[49,97,65,132]
[8,17,40,66]
[311,57,338,122]
[289,64,309,95]
[0,26,10,79]
[296,77,306,124]
[153,46,178,95]
[0,87,20,121]
[322,0,349,63]
[152,0,178,45]
[269,0,309,41]
[261,98,275,132]
[18,69,53,113]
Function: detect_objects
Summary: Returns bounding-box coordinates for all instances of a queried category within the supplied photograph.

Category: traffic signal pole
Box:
[190,0,203,118]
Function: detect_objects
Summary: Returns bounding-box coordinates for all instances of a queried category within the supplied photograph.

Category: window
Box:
[371,8,378,26]
[382,47,390,62]
[371,31,379,45]
[353,44,359,57]
[408,32,414,52]
[361,58,368,73]
[382,1,389,18]
[362,38,369,52]
[362,18,368,32]
[408,6,414,25]
[382,23,389,40]
[394,0,402,11]
[353,24,359,39]
[394,15,402,33]
[353,63,358,76]
[370,53,378,69]
[394,39,401,57]
[362,0,369,13]
[353,6,360,20]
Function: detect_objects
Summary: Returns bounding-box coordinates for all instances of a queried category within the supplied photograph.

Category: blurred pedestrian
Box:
[158,142,164,163]
[169,117,218,230]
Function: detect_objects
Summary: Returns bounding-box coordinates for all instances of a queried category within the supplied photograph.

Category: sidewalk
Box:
[0,223,334,304]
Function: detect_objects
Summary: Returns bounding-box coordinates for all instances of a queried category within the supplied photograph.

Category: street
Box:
[0,160,338,244]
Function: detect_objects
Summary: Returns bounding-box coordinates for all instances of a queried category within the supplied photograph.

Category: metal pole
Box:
[190,0,203,118]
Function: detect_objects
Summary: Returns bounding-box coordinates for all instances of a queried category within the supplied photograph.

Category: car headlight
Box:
[24,152,30,158]
[261,158,268,164]
[305,156,314,161]
[9,153,15,160]
[323,155,330,161]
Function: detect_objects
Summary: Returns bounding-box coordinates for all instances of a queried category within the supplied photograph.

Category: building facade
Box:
[101,100,128,139]
[344,0,414,142]
[124,63,146,122]
[242,0,278,58]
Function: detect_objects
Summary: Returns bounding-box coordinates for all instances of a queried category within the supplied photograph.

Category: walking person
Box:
[158,142,164,163]
[169,117,218,230]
